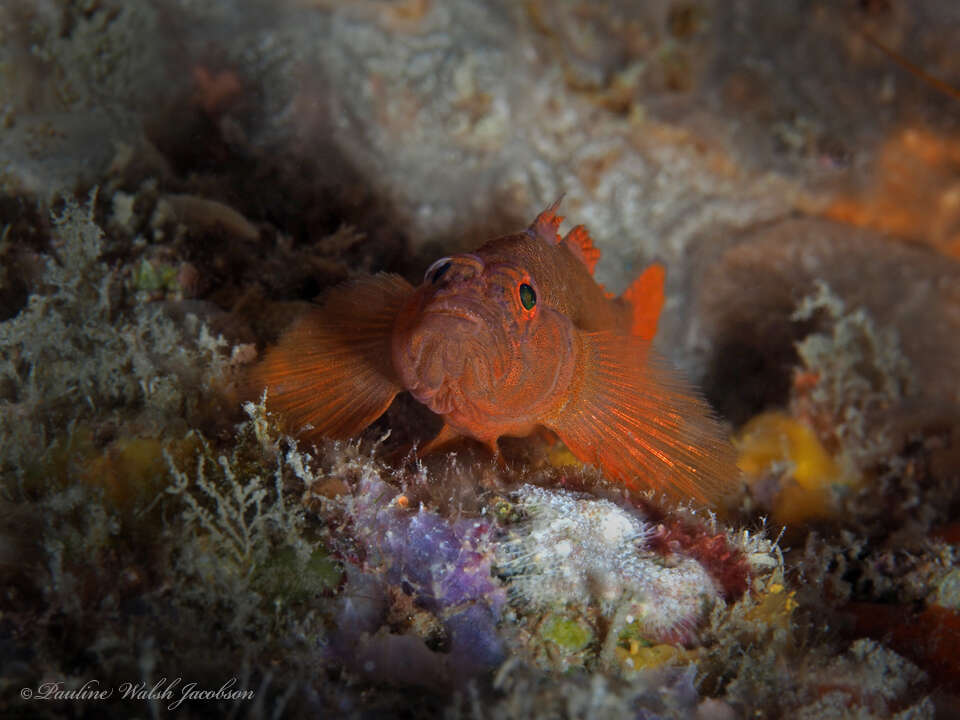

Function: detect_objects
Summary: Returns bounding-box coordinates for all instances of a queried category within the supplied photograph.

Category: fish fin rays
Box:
[621,263,665,340]
[528,196,565,244]
[528,199,603,275]
[544,331,739,505]
[248,273,415,441]
[563,225,602,275]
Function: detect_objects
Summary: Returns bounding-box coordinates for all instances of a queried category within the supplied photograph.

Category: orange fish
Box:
[250,201,737,504]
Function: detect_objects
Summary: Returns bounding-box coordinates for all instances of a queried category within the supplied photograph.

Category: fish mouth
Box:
[394,306,503,412]
[424,293,491,325]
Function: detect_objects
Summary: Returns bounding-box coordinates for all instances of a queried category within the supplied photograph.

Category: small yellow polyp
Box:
[546,444,584,469]
[746,580,799,630]
[617,643,693,671]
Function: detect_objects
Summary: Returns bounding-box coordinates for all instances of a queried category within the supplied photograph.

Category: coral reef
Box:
[1,0,959,716]
[0,194,231,480]
[0,400,333,717]
[732,277,913,526]
[323,472,507,687]
[793,639,932,719]
[445,661,714,720]
[790,280,913,466]
[0,167,950,720]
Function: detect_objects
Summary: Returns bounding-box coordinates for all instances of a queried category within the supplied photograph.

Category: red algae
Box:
[645,515,750,601]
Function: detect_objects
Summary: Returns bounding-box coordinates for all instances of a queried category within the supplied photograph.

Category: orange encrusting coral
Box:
[825,127,960,259]
[250,201,738,506]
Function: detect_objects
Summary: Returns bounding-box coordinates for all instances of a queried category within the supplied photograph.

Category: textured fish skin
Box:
[250,201,738,505]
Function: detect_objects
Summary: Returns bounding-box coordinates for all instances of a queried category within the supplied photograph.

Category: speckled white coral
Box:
[497,484,721,644]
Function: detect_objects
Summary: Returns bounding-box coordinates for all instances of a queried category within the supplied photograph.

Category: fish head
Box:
[392,250,576,432]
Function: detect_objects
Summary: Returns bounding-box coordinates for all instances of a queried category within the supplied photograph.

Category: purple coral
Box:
[347,476,506,614]
[328,475,506,686]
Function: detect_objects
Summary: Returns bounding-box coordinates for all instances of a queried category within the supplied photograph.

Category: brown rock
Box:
[688,217,960,424]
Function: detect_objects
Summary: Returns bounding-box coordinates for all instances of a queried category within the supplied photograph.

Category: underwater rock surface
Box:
[691,217,960,424]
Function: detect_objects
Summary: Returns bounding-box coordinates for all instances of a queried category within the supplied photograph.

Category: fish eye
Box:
[519,283,536,311]
[427,260,452,285]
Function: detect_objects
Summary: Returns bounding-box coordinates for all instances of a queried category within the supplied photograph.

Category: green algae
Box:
[617,619,654,649]
[252,545,342,603]
[131,257,179,293]
[541,615,593,652]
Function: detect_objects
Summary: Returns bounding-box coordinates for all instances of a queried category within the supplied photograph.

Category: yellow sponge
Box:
[736,412,859,525]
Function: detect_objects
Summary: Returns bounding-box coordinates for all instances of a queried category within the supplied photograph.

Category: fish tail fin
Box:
[247,273,415,441]
[544,330,739,506]
[621,262,665,340]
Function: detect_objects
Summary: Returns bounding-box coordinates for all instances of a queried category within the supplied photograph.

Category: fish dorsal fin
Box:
[621,263,665,340]
[563,225,601,275]
[248,273,415,441]
[528,196,565,244]
[543,330,738,506]
[528,198,601,274]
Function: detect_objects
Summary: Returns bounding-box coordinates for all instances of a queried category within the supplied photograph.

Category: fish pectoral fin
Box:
[418,425,504,464]
[620,263,665,340]
[417,423,462,457]
[543,330,738,506]
[248,273,415,441]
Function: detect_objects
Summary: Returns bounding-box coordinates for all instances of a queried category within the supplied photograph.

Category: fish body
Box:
[251,202,737,504]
